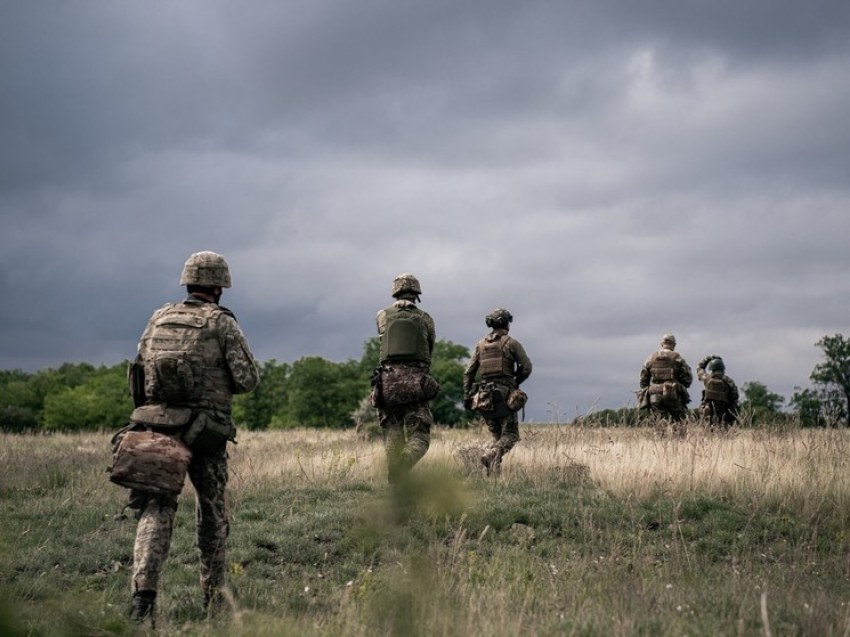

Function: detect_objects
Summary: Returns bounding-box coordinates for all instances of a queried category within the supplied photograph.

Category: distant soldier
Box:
[119,252,260,624]
[696,355,739,427]
[639,333,693,422]
[372,274,438,485]
[463,309,533,476]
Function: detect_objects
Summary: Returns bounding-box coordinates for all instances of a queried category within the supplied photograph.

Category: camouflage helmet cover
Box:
[180,251,232,288]
[391,273,422,297]
[486,308,513,329]
[661,333,677,348]
[707,357,725,373]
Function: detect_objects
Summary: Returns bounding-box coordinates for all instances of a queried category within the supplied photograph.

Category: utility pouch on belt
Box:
[473,383,511,418]
[130,405,193,429]
[109,430,191,495]
[182,411,234,456]
[379,366,440,407]
[506,388,528,412]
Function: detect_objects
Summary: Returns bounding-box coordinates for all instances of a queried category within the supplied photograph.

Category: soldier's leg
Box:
[132,494,178,594]
[486,413,520,475]
[131,493,178,622]
[188,451,229,604]
[401,402,433,470]
[380,408,406,483]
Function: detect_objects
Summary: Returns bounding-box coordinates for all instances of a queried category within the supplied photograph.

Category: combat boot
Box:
[480,450,495,476]
[129,590,156,625]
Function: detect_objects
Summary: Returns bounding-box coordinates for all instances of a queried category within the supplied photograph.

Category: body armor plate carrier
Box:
[650,350,675,382]
[380,305,430,363]
[480,336,514,379]
[142,302,232,412]
[704,376,728,402]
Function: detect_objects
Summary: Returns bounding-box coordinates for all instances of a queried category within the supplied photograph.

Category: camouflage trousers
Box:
[700,401,737,427]
[132,447,229,597]
[379,401,433,483]
[481,410,520,469]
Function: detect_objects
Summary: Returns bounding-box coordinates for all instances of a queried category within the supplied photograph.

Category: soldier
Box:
[696,355,739,427]
[373,273,438,485]
[638,333,693,423]
[125,251,260,624]
[463,309,533,476]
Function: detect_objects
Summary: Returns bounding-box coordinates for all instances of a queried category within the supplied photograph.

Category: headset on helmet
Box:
[485,308,513,329]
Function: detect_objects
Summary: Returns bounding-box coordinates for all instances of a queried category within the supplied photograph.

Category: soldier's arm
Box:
[678,358,694,387]
[219,314,260,394]
[639,358,652,388]
[424,312,436,356]
[696,356,713,382]
[462,348,480,396]
[727,377,740,407]
[512,341,533,385]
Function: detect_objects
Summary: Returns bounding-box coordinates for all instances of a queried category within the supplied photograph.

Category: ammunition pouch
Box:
[182,411,235,456]
[506,388,528,412]
[109,429,192,495]
[472,382,511,418]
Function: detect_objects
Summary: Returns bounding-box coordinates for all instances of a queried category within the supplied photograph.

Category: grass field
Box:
[2,422,850,636]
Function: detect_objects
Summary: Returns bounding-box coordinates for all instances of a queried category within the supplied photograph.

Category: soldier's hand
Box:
[463,397,473,411]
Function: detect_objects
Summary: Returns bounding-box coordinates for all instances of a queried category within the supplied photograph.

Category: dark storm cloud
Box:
[1,0,849,418]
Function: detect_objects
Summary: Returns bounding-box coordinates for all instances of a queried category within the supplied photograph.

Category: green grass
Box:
[2,426,850,635]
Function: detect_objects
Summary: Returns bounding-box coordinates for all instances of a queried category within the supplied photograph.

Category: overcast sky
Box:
[1,1,849,421]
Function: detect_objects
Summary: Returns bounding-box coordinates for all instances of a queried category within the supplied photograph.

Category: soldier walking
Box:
[372,274,438,485]
[463,309,533,476]
[696,355,739,427]
[123,252,260,624]
[638,333,693,424]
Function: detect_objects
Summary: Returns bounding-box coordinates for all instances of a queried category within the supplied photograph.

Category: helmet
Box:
[391,273,422,298]
[180,251,232,288]
[661,333,676,348]
[707,357,725,373]
[485,308,513,329]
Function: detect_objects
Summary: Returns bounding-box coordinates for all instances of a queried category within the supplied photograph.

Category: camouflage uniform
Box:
[127,252,259,620]
[375,274,436,484]
[463,309,532,475]
[639,333,693,422]
[696,356,739,427]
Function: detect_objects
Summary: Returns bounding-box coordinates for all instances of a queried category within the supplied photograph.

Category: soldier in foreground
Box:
[463,309,533,476]
[638,333,693,423]
[371,274,438,485]
[696,355,739,427]
[120,252,260,624]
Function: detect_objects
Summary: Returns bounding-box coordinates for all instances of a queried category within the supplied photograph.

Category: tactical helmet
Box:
[391,273,422,298]
[707,357,725,373]
[180,251,232,288]
[485,308,513,329]
[661,333,677,348]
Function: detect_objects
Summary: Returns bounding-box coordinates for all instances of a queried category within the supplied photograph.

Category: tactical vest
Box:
[704,376,728,402]
[380,305,430,364]
[142,302,233,412]
[650,350,675,382]
[479,336,514,379]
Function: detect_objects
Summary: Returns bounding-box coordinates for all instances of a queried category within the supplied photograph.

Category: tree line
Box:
[0,337,470,433]
[2,334,850,433]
